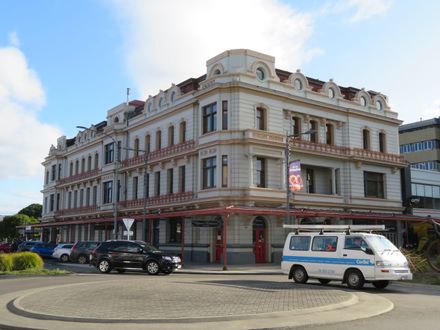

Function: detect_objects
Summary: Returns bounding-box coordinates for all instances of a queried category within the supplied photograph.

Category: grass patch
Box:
[412,272,440,285]
[0,268,70,276]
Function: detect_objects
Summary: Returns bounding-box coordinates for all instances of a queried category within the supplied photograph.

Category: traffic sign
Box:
[123,218,135,231]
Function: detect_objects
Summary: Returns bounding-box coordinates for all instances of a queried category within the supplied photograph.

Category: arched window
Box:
[180,121,186,143]
[69,161,73,176]
[256,67,265,80]
[363,129,370,150]
[75,160,79,175]
[134,138,140,156]
[81,158,85,173]
[360,96,367,107]
[328,88,335,99]
[87,155,92,172]
[294,79,302,90]
[94,153,99,170]
[168,126,175,146]
[376,100,383,111]
[292,116,302,137]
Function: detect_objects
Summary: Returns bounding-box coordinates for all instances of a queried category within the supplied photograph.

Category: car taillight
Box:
[91,247,97,255]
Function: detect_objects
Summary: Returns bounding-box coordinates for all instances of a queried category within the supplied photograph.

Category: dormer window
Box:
[114,116,119,123]
[170,91,176,104]
[294,79,302,90]
[328,88,335,99]
[214,69,221,75]
[376,100,383,111]
[256,67,265,81]
[147,103,152,113]
[360,96,367,107]
[159,98,164,109]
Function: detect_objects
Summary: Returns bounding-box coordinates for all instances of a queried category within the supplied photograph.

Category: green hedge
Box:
[0,252,44,271]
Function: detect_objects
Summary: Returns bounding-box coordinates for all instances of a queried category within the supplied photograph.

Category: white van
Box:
[281,225,413,289]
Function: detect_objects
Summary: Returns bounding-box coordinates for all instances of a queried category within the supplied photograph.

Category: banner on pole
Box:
[289,160,303,192]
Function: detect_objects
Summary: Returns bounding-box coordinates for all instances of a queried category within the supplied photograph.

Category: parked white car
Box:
[52,243,74,262]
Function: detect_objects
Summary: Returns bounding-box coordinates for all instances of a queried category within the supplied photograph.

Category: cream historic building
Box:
[41,49,410,264]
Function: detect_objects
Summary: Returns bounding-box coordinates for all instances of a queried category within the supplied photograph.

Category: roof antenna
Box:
[126,87,130,105]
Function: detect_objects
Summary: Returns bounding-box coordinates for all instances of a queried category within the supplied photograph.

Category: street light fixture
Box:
[77,125,120,239]
[285,129,316,227]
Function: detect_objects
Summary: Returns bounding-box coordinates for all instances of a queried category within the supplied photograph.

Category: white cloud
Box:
[320,0,393,23]
[110,0,319,98]
[0,40,62,180]
[8,31,20,47]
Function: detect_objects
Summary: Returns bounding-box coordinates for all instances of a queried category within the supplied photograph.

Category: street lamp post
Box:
[77,125,120,239]
[285,130,315,227]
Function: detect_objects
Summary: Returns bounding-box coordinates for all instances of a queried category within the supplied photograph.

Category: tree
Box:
[18,203,42,219]
[0,214,38,240]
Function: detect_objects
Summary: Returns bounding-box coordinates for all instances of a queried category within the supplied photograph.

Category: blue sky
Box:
[0,0,439,215]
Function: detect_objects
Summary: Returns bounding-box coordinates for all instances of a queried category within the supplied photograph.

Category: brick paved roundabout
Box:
[0,274,394,329]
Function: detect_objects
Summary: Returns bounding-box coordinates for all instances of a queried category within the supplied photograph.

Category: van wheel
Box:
[292,266,308,284]
[318,279,331,285]
[346,269,365,289]
[372,280,389,289]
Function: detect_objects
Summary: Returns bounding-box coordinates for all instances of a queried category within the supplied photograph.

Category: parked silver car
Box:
[52,243,74,262]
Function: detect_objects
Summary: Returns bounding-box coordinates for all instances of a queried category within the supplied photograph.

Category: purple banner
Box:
[289,160,303,192]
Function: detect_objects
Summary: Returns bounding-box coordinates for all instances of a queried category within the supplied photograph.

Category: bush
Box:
[401,249,431,273]
[11,252,44,271]
[0,254,13,271]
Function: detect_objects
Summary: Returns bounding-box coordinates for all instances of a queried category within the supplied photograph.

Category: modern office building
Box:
[399,117,440,171]
[40,49,414,264]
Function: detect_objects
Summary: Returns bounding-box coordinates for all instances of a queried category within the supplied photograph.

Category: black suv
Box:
[70,241,101,264]
[90,240,181,275]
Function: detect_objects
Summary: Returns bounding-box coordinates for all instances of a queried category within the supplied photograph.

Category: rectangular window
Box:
[222,100,228,130]
[93,186,97,206]
[94,154,99,169]
[289,236,311,251]
[155,171,161,196]
[51,165,56,181]
[364,171,384,198]
[179,122,186,143]
[256,157,266,188]
[222,155,228,187]
[145,135,151,153]
[256,107,266,130]
[306,168,315,193]
[156,130,162,150]
[133,176,138,200]
[134,139,139,157]
[103,181,113,204]
[50,194,54,212]
[81,158,85,173]
[79,189,84,207]
[202,156,216,189]
[167,168,174,194]
[379,132,386,153]
[363,129,370,150]
[86,187,90,207]
[145,173,150,198]
[68,191,72,209]
[45,170,49,185]
[75,160,79,175]
[292,116,301,137]
[44,197,48,214]
[105,143,114,164]
[73,190,78,208]
[310,121,318,143]
[58,164,62,180]
[178,166,186,193]
[117,141,121,162]
[202,103,217,134]
[168,219,182,243]
[70,162,73,176]
[325,124,333,145]
[168,126,174,146]
[56,193,60,211]
[312,236,338,252]
[87,156,92,172]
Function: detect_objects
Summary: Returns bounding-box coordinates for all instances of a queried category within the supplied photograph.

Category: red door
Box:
[253,228,266,263]
[215,229,223,263]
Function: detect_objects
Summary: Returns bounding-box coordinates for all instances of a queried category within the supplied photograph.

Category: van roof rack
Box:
[283,224,386,234]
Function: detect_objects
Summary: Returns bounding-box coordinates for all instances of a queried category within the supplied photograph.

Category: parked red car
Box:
[0,242,11,253]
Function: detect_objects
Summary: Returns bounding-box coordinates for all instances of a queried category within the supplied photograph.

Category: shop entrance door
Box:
[253,217,266,263]
[215,229,223,263]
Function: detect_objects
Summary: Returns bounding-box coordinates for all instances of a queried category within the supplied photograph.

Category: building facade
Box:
[41,49,408,264]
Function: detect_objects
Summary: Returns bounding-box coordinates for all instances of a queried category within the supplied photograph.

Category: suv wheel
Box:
[77,254,88,264]
[60,254,69,263]
[146,261,159,275]
[98,259,111,273]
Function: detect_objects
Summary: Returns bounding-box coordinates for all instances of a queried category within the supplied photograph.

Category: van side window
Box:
[312,236,338,252]
[289,236,311,251]
[344,236,368,250]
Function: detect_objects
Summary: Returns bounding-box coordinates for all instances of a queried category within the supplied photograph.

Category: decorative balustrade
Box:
[120,140,195,169]
[57,169,100,185]
[55,205,99,216]
[291,139,405,164]
[119,191,194,209]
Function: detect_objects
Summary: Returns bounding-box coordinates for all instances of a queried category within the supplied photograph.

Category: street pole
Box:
[142,153,148,242]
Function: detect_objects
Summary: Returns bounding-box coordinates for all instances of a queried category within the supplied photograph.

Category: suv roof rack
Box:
[283,224,386,235]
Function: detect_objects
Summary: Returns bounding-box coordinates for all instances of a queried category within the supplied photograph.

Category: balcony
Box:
[55,205,99,216]
[119,191,194,209]
[120,140,196,169]
[57,169,100,185]
[291,139,405,166]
